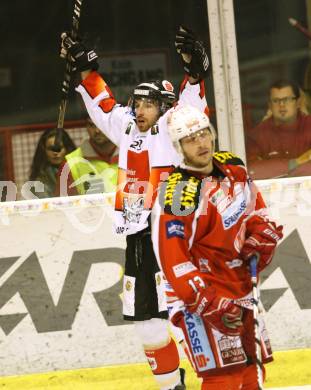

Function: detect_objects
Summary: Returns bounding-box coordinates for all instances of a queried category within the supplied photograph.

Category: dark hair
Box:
[29,128,76,180]
[269,79,301,99]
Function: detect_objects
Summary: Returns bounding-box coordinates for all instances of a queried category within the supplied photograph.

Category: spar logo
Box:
[184,311,216,371]
[222,199,246,229]
[0,248,127,335]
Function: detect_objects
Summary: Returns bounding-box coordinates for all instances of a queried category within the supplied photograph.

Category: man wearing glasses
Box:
[246,79,311,179]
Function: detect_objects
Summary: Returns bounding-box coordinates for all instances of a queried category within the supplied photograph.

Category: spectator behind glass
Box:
[29,128,76,198]
[56,117,118,196]
[246,79,311,179]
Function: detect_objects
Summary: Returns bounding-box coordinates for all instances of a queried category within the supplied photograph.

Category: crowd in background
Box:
[18,77,311,200]
[1,0,311,200]
[245,79,311,180]
[27,118,118,199]
[1,76,311,202]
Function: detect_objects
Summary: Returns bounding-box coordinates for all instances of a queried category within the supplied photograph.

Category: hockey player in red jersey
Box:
[60,27,210,389]
[152,105,283,390]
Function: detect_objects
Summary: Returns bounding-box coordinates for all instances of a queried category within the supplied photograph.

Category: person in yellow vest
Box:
[57,118,118,196]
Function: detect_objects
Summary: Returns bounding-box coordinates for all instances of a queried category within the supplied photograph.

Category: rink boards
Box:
[0,177,311,377]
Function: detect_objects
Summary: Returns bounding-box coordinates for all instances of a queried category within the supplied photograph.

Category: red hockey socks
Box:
[145,338,181,389]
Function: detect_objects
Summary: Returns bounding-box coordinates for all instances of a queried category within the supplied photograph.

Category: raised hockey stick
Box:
[52,0,84,152]
[250,255,264,390]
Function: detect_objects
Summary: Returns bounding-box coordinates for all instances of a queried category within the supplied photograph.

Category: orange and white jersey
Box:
[76,72,209,234]
[152,152,269,302]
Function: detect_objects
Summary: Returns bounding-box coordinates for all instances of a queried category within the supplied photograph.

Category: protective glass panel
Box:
[234,0,311,179]
[0,0,214,200]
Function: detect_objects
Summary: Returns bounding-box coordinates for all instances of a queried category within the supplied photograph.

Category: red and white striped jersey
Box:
[76,72,209,235]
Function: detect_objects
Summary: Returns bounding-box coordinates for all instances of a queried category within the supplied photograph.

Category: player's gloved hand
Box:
[185,275,243,336]
[241,220,283,272]
[175,26,209,79]
[60,32,99,72]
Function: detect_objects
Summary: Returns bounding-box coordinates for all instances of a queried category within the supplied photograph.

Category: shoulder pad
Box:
[213,151,245,166]
[160,169,201,215]
[125,120,136,135]
[151,124,159,135]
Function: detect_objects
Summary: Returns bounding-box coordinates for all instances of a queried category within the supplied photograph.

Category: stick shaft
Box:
[250,255,264,390]
[57,0,83,129]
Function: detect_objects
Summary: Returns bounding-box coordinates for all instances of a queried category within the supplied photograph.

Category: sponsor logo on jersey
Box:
[164,172,183,206]
[122,196,144,224]
[221,190,247,229]
[213,329,246,366]
[225,259,243,269]
[125,280,132,291]
[199,258,212,273]
[210,188,227,207]
[166,220,185,239]
[184,311,216,371]
[223,200,246,229]
[212,182,246,212]
[116,226,127,234]
[164,280,174,292]
[213,151,239,164]
[164,173,200,209]
[173,261,197,278]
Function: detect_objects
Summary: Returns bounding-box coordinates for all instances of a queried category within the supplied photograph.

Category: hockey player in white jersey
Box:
[60,26,209,390]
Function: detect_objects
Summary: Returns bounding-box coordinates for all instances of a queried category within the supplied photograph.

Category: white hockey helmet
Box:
[167,104,216,159]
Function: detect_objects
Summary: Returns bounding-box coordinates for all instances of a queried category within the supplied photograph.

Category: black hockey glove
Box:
[60,32,99,72]
[175,26,209,79]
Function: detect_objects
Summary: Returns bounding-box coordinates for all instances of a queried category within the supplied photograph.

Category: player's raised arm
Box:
[175,25,210,83]
[174,26,210,113]
[60,32,125,147]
